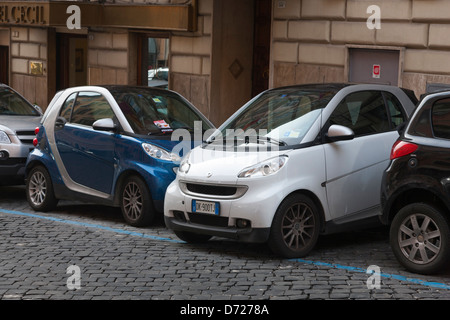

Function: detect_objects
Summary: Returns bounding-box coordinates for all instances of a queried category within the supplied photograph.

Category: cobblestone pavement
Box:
[1,186,450,303]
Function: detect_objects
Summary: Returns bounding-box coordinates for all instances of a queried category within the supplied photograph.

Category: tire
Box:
[26,165,58,212]
[120,175,155,227]
[390,203,450,275]
[268,194,321,258]
[173,230,212,243]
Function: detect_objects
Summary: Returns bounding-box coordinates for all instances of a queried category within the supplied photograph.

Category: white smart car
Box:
[164,83,417,258]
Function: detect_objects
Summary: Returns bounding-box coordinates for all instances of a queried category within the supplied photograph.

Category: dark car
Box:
[25,85,213,227]
[0,84,42,185]
[381,90,450,274]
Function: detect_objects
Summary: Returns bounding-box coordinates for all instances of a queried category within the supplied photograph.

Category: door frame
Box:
[0,45,9,85]
[56,33,88,91]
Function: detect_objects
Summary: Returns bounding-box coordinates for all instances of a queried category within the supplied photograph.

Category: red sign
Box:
[373,64,381,79]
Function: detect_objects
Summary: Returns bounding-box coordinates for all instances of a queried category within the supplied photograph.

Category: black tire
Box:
[173,230,212,243]
[268,194,321,258]
[390,203,450,275]
[26,165,58,212]
[120,175,155,227]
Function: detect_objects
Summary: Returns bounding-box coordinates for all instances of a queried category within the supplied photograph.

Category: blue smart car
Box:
[25,86,213,226]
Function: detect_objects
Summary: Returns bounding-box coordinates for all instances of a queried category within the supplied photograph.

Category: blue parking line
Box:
[1,208,450,291]
[0,208,184,244]
[289,258,450,290]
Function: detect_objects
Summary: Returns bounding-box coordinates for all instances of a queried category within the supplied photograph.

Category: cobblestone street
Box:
[1,186,450,304]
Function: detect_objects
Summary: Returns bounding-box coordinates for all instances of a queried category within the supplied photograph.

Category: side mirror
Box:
[34,104,43,115]
[326,125,355,142]
[93,118,117,132]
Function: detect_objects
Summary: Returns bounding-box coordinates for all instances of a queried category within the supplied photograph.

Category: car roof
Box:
[263,82,418,105]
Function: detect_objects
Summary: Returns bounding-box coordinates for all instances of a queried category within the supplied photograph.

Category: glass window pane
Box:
[432,98,450,140]
[384,92,406,128]
[329,91,389,137]
[71,92,114,127]
[59,92,77,121]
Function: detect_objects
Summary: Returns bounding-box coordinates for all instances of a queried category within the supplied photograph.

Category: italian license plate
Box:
[192,200,220,215]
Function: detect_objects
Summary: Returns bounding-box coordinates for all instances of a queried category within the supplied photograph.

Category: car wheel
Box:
[120,175,154,227]
[26,166,58,212]
[174,230,212,243]
[390,203,450,275]
[268,194,320,258]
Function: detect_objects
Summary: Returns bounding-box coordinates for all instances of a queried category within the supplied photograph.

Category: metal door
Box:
[348,48,400,86]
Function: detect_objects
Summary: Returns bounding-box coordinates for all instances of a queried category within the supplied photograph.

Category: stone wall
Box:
[9,27,48,108]
[271,0,450,97]
[88,30,129,86]
[170,0,212,121]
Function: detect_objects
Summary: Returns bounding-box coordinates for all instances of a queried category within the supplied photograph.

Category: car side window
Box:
[432,98,450,140]
[384,92,407,128]
[71,92,115,127]
[329,91,390,137]
[59,93,77,121]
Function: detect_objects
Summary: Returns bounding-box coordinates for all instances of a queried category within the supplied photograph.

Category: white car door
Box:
[323,90,403,221]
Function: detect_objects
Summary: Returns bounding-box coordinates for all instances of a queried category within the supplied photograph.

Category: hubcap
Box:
[123,182,143,221]
[28,171,47,206]
[281,203,316,251]
[398,213,441,265]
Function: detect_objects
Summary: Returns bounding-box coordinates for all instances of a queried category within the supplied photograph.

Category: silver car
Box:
[0,84,42,185]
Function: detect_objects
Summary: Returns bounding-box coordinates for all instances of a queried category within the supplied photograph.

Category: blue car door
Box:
[54,91,116,195]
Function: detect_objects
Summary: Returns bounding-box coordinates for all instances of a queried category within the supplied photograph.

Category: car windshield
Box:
[215,87,338,146]
[109,87,211,135]
[0,87,40,116]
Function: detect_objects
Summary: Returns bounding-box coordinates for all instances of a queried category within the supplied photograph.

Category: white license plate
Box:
[192,200,220,215]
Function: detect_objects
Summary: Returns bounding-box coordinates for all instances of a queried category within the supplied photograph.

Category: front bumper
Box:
[164,215,270,243]
[0,157,27,185]
[164,171,288,243]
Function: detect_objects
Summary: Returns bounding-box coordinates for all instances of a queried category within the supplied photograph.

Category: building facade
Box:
[272,0,450,99]
[1,0,450,126]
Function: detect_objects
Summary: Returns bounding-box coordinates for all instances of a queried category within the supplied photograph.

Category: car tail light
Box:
[35,127,39,135]
[33,138,38,147]
[390,140,418,160]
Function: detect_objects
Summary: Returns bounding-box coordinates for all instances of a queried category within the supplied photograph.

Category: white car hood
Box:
[180,144,291,184]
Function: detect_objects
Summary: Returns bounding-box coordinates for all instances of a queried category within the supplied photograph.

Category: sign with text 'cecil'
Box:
[0,1,197,31]
[0,4,46,25]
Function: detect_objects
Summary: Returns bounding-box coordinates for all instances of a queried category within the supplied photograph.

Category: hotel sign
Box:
[0,1,197,31]
[0,4,46,25]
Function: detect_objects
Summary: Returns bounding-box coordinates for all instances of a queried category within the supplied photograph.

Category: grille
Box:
[15,130,35,144]
[186,183,237,196]
[188,212,229,228]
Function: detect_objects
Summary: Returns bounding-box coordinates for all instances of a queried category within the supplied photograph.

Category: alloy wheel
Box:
[28,170,47,207]
[281,202,316,252]
[122,181,143,222]
[398,213,441,265]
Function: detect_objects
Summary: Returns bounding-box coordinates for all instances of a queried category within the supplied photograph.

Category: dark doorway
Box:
[0,46,9,85]
[251,0,271,97]
[56,34,87,91]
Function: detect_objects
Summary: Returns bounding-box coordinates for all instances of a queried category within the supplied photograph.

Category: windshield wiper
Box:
[205,135,287,146]
[253,135,287,146]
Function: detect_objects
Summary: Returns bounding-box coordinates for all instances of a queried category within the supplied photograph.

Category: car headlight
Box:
[238,155,288,178]
[0,130,11,144]
[142,143,181,162]
[178,151,191,173]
